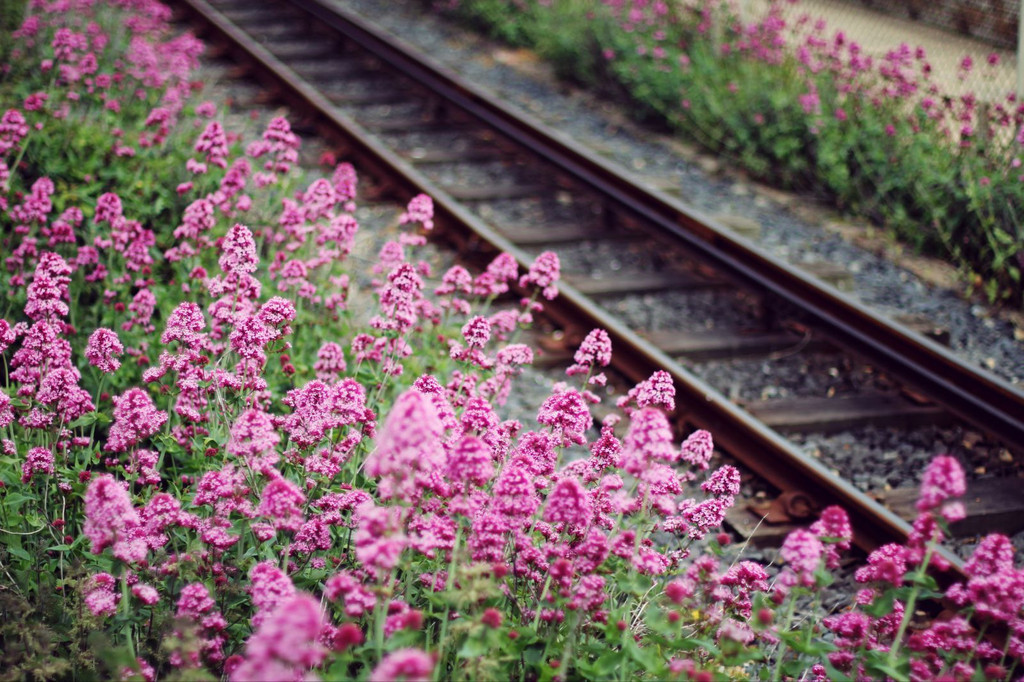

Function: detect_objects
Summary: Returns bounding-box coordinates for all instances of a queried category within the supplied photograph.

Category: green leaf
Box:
[522,642,545,665]
[624,636,656,669]
[590,652,622,677]
[457,636,490,659]
[909,571,940,592]
[616,573,654,596]
[862,588,898,618]
[7,545,32,562]
[68,411,110,428]
[865,658,909,682]
[1,492,37,511]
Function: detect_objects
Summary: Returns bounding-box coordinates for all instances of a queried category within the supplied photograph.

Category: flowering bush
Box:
[2,1,1023,680]
[428,0,1024,306]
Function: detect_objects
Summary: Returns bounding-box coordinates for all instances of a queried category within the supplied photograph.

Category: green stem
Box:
[887,541,937,668]
[530,573,553,632]
[770,594,798,682]
[434,528,463,682]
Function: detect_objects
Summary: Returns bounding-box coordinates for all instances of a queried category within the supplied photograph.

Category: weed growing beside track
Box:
[1,1,1023,679]
[427,0,1024,307]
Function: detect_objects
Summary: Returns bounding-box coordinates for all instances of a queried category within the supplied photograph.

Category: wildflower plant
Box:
[1,1,1022,680]
[430,0,1024,305]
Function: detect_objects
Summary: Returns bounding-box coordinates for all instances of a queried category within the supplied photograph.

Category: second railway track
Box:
[173,0,1024,574]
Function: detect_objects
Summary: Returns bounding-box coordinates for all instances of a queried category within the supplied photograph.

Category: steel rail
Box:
[174,0,969,574]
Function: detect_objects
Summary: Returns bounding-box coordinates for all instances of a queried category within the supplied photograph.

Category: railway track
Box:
[172,0,1024,575]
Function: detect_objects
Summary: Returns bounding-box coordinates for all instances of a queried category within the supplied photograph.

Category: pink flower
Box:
[544,477,592,530]
[964,533,1016,578]
[132,584,159,605]
[25,252,72,322]
[491,458,540,524]
[809,505,853,569]
[824,611,871,650]
[85,328,123,373]
[481,607,503,628]
[229,315,274,365]
[467,510,511,563]
[123,288,157,333]
[330,622,364,651]
[83,474,144,561]
[331,162,358,204]
[620,408,676,474]
[371,648,434,682]
[257,475,306,532]
[446,435,494,488]
[365,389,444,501]
[35,368,94,423]
[408,513,457,558]
[780,528,824,587]
[672,497,730,540]
[474,253,518,298]
[520,250,560,300]
[258,297,296,340]
[0,393,13,429]
[679,429,713,470]
[281,379,369,450]
[566,328,612,378]
[84,572,119,616]
[436,264,472,298]
[230,594,327,682]
[249,561,296,626]
[301,177,337,221]
[570,574,607,613]
[0,318,15,354]
[664,578,691,605]
[399,193,434,231]
[617,370,675,414]
[23,92,47,111]
[177,582,215,619]
[105,388,168,452]
[916,455,965,512]
[122,658,156,682]
[461,316,491,348]
[701,465,740,498]
[0,109,29,155]
[589,422,622,470]
[194,121,228,169]
[228,408,281,472]
[162,302,206,347]
[354,502,406,579]
[21,446,54,483]
[219,223,259,279]
[719,561,769,617]
[799,90,820,115]
[537,388,592,446]
[324,570,377,616]
[314,342,347,382]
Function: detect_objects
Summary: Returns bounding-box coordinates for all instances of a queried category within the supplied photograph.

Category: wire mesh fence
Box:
[741,0,1020,103]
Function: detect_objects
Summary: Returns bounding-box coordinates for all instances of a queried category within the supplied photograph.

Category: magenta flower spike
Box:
[85,327,123,373]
